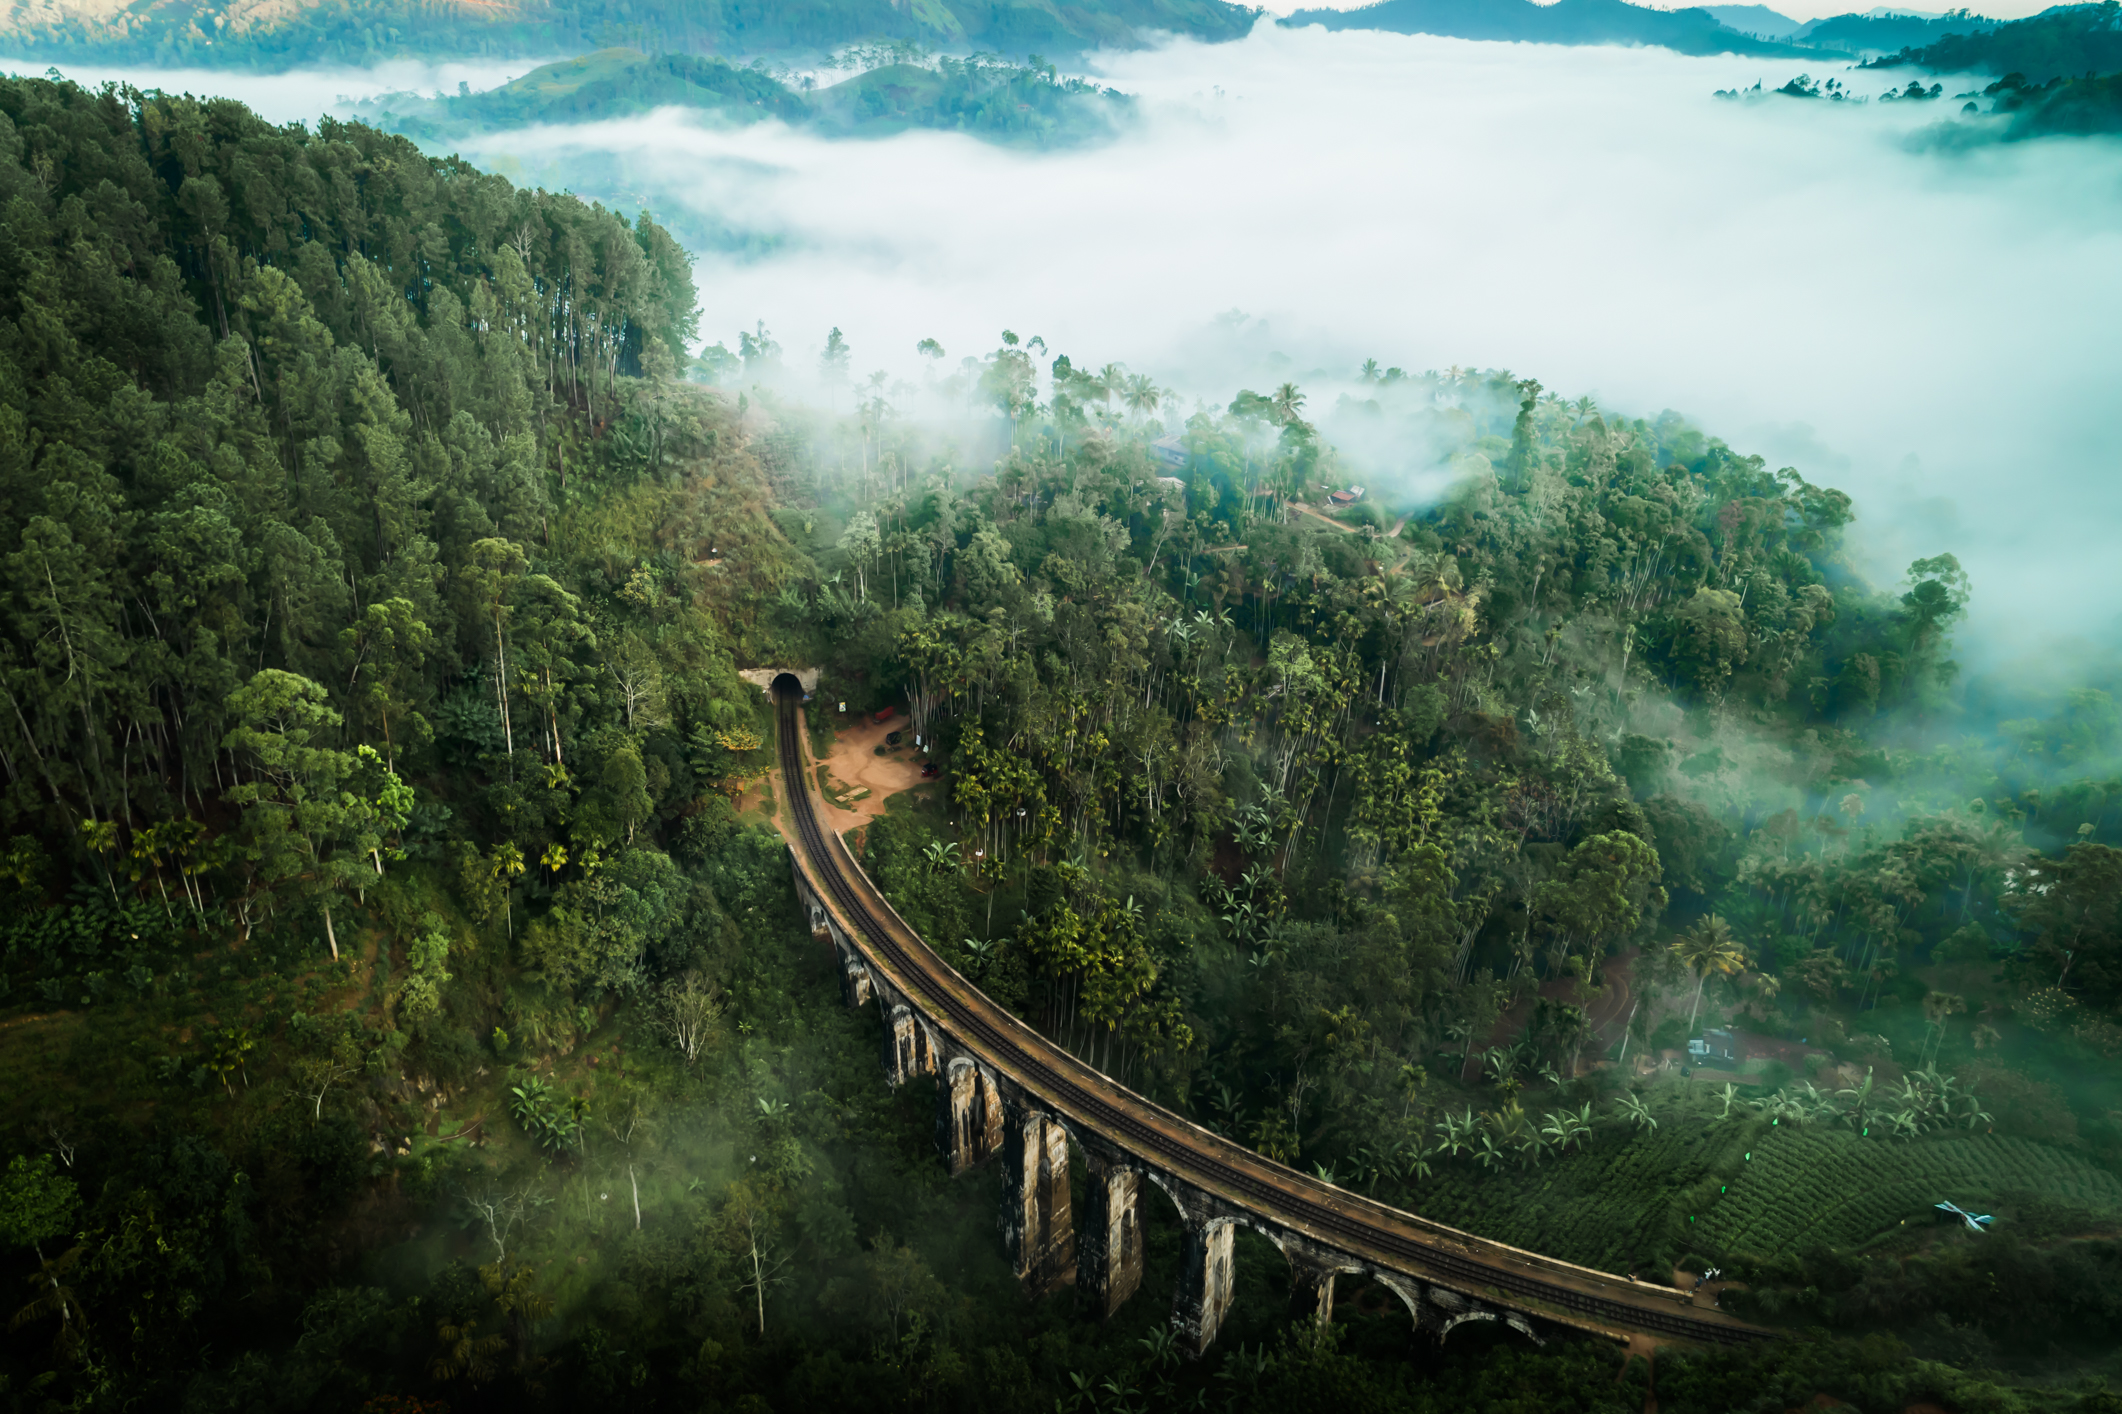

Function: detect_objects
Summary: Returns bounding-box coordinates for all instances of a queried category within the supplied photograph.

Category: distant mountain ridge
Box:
[0,0,1261,70]
[1702,4,1806,39]
[360,46,1134,148]
[1281,0,1821,57]
[1795,7,1998,54]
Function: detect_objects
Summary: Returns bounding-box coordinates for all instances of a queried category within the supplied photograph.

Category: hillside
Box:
[1867,0,2122,78]
[1797,7,1998,54]
[365,47,1134,150]
[1703,3,1805,38]
[1280,0,1820,58]
[0,0,1261,71]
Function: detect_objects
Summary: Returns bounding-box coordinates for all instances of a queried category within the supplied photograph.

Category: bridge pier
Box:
[843,960,872,1008]
[1266,1232,1363,1326]
[937,1060,1004,1175]
[1080,1158,1145,1318]
[1002,1109,1076,1294]
[1171,1217,1237,1357]
[884,1006,939,1086]
[1285,1255,1346,1326]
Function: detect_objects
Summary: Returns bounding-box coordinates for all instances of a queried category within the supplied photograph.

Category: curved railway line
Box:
[775,689,1770,1347]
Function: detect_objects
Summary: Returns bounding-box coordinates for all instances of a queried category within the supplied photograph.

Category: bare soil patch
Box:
[811,710,933,831]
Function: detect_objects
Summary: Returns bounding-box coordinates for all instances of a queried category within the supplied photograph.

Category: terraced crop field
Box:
[1399,1121,2122,1271]
[1697,1130,2122,1255]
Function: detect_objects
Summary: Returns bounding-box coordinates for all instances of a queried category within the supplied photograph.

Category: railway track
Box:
[775,693,1769,1346]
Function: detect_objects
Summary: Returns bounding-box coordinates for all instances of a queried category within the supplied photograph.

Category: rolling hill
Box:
[0,0,1262,70]
[362,46,1134,149]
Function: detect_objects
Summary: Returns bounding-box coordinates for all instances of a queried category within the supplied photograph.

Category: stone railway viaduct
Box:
[771,679,1768,1355]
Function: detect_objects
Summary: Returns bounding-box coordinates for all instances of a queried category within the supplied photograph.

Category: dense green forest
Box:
[6,68,2122,1414]
[363,48,1132,151]
[1869,0,2122,82]
[1863,0,2122,138]
[0,0,1257,72]
[1729,6,2122,140]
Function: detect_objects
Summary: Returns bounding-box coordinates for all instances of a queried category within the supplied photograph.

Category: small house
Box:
[1328,486,1366,508]
[1688,1028,1740,1065]
[1150,435,1188,470]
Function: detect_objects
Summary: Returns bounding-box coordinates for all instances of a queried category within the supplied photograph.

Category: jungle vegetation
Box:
[3,68,2122,1414]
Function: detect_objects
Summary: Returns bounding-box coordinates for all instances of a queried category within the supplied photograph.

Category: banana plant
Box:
[1542,1103,1594,1152]
[1615,1093,1659,1133]
[1836,1067,1881,1134]
[1433,1106,1478,1157]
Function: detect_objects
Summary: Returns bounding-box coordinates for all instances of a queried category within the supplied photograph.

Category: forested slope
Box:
[4,69,2122,1414]
[365,49,1134,151]
[1869,0,2122,80]
[0,0,1260,71]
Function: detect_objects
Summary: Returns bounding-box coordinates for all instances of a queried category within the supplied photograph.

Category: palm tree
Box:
[1270,381,1306,428]
[1671,916,1747,1035]
[1123,372,1161,422]
[1095,362,1125,420]
[1920,990,1965,1068]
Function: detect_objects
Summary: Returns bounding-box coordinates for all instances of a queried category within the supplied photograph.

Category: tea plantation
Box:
[1399,1119,2122,1271]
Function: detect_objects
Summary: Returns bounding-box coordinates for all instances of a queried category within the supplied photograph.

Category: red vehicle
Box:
[920,763,940,779]
[871,705,897,725]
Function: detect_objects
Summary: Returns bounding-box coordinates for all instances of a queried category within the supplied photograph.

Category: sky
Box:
[13,24,2122,670]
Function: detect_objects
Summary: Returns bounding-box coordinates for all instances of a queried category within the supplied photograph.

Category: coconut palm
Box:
[1671,915,1748,1034]
[1095,362,1125,420]
[1270,381,1307,428]
[1123,372,1162,422]
[1920,991,1965,1068]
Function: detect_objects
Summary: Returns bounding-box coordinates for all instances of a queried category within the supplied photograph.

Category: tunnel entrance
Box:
[771,671,805,700]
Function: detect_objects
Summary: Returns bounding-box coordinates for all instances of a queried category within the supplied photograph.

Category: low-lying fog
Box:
[20,26,2122,661]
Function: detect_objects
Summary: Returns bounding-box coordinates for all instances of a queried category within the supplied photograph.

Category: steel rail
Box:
[775,695,1768,1345]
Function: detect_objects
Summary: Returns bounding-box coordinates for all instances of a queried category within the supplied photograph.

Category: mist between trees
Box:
[3,69,2122,1414]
